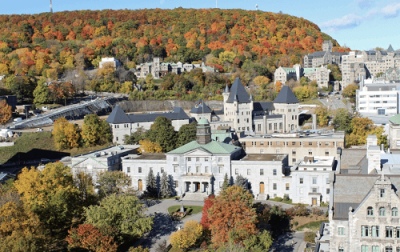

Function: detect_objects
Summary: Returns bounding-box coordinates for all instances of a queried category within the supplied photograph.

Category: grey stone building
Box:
[303,41,348,68]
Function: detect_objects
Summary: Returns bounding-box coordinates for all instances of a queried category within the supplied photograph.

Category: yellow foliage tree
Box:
[315,106,329,127]
[52,117,81,149]
[119,81,133,94]
[275,81,283,92]
[170,220,203,249]
[253,76,271,86]
[138,139,162,154]
[219,51,236,63]
[0,63,9,74]
[47,68,58,81]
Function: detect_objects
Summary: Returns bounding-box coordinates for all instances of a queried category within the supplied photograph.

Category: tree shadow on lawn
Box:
[144,213,176,248]
[270,232,295,252]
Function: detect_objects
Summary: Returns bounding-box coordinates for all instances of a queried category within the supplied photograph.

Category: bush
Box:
[312,208,323,216]
[283,194,290,201]
[294,221,299,226]
[287,204,309,217]
[304,232,316,243]
[273,197,283,202]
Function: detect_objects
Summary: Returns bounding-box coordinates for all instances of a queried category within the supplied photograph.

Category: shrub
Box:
[294,221,299,227]
[274,197,283,202]
[312,208,323,216]
[304,232,316,243]
[283,194,290,201]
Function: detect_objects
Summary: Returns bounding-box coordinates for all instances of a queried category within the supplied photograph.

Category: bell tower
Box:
[196,118,212,145]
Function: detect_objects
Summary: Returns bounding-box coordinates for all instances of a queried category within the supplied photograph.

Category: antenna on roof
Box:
[256,4,258,10]
[50,0,53,13]
[216,0,217,8]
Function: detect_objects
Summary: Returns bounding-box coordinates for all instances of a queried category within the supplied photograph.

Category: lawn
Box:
[268,197,296,205]
[0,131,111,164]
[301,99,323,105]
[168,205,203,215]
[296,220,328,231]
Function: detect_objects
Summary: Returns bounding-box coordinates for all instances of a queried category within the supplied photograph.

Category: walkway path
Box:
[270,231,306,252]
[136,199,204,252]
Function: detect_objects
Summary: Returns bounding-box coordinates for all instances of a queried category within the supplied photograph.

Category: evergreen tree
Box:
[146,168,157,197]
[147,117,177,152]
[160,172,172,198]
[222,173,230,191]
[235,174,248,190]
[177,121,197,147]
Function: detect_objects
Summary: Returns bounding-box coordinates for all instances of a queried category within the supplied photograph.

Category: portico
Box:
[182,173,213,195]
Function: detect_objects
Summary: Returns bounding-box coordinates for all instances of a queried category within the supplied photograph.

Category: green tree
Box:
[74,172,97,209]
[223,173,230,191]
[177,121,197,147]
[147,116,177,152]
[243,230,273,252]
[160,172,171,198]
[342,84,358,98]
[81,114,112,146]
[332,108,353,134]
[124,127,147,145]
[234,174,247,190]
[146,168,157,197]
[14,163,80,236]
[84,194,153,241]
[327,64,342,81]
[33,77,49,104]
[96,171,131,199]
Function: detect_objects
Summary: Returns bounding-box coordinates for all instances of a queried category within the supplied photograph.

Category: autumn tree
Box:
[138,139,163,153]
[96,171,131,199]
[208,185,258,247]
[74,172,97,208]
[0,100,12,125]
[200,194,215,230]
[342,84,358,98]
[160,172,172,198]
[253,76,271,87]
[52,117,81,149]
[14,163,80,236]
[147,116,177,152]
[169,220,203,249]
[66,224,118,252]
[315,106,329,127]
[81,114,112,146]
[346,116,387,148]
[84,194,153,241]
[33,77,49,104]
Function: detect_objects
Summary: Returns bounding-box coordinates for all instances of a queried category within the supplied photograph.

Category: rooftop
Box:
[168,140,241,154]
[238,154,286,161]
[241,131,345,140]
[298,156,335,166]
[273,85,300,104]
[226,78,251,104]
[124,153,167,160]
[73,145,139,159]
[390,114,400,125]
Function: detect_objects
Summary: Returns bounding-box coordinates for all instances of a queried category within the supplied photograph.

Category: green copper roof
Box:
[390,114,400,124]
[303,68,316,75]
[281,67,295,74]
[198,118,209,124]
[168,140,241,154]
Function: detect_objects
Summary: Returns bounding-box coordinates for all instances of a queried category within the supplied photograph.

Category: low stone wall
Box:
[0,142,15,147]
[117,100,223,113]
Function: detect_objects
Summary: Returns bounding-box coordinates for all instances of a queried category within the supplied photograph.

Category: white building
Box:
[356,80,400,115]
[99,57,121,69]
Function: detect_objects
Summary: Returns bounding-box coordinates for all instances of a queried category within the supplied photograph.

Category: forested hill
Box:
[0,8,346,77]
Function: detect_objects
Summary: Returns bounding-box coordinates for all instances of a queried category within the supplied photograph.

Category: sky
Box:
[1,0,400,51]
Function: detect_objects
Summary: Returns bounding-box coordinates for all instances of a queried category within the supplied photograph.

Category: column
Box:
[192,182,195,193]
[201,183,204,193]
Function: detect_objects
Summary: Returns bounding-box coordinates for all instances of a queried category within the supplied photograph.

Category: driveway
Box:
[136,199,205,252]
[319,97,347,110]
[270,231,306,252]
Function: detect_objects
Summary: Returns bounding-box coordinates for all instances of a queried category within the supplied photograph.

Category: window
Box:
[380,207,386,216]
[386,227,393,238]
[312,188,317,193]
[205,166,209,173]
[338,227,344,235]
[292,158,296,163]
[219,181,223,188]
[292,150,296,155]
[219,166,223,173]
[205,157,208,161]
[362,225,369,237]
[247,169,251,175]
[325,141,329,146]
[325,151,329,156]
[339,247,344,252]
[309,142,313,146]
[260,169,264,175]
[174,165,178,173]
[175,181,178,188]
[187,157,191,161]
[286,183,290,190]
[273,183,277,190]
[308,150,313,155]
[367,207,374,216]
[362,246,369,252]
[276,149,280,154]
[326,178,330,184]
[126,167,131,173]
[292,142,296,146]
[326,188,330,194]
[196,157,200,162]
[188,166,191,173]
[393,208,399,217]
[138,167,142,173]
[381,189,385,198]
[235,169,239,175]
[273,169,277,175]
[312,178,317,184]
[276,141,280,146]
[196,166,200,173]
[161,167,164,173]
[173,157,177,162]
[396,227,400,238]
[386,247,393,252]
[372,246,379,252]
[372,226,379,237]
[116,137,118,141]
[218,157,222,162]
[300,178,303,184]
[260,141,264,145]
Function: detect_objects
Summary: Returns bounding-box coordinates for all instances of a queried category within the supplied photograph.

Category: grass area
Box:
[301,99,323,105]
[0,131,111,164]
[268,197,296,205]
[296,220,328,231]
[168,205,203,215]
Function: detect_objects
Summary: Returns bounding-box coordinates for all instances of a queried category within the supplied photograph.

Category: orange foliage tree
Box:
[66,224,118,252]
[0,100,12,125]
[208,185,258,247]
[200,194,215,230]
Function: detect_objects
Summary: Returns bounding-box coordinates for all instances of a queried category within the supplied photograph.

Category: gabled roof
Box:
[253,102,274,111]
[190,99,212,114]
[388,44,395,53]
[226,78,251,104]
[273,85,299,104]
[168,140,241,154]
[390,114,400,125]
[106,105,131,124]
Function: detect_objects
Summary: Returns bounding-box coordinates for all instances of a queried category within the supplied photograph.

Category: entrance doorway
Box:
[312,198,317,206]
[197,183,200,191]
[260,182,265,194]
[138,180,143,191]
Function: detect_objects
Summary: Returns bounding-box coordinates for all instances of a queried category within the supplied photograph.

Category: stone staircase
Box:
[181,192,208,201]
[256,193,268,201]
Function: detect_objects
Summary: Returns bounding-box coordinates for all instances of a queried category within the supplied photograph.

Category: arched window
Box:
[138,167,142,173]
[367,207,374,216]
[392,207,398,217]
[379,207,386,216]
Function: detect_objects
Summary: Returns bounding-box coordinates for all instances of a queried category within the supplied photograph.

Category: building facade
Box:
[99,57,121,69]
[304,66,331,88]
[389,114,400,150]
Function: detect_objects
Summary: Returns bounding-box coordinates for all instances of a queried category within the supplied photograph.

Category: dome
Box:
[198,118,209,125]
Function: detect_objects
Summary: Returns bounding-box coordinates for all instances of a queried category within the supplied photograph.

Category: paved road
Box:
[319,96,347,110]
[270,231,306,252]
[136,199,204,252]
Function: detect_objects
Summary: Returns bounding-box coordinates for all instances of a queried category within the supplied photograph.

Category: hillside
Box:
[0,9,346,76]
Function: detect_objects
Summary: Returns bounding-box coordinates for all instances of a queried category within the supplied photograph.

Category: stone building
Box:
[304,66,331,89]
[106,106,190,144]
[389,114,400,150]
[241,130,345,166]
[69,145,138,182]
[303,41,348,68]
[274,64,302,84]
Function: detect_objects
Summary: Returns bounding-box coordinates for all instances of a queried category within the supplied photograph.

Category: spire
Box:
[249,93,253,101]
[224,84,230,93]
[388,44,394,53]
[233,94,238,102]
